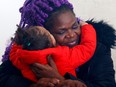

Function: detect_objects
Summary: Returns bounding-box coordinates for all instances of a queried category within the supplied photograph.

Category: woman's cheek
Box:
[54,35,65,45]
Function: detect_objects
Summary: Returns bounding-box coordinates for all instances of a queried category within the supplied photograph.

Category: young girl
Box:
[10,21,96,82]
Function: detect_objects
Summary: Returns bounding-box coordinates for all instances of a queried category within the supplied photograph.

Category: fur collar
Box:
[87,19,116,49]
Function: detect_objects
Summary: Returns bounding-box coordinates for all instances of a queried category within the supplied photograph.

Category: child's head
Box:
[14,26,56,50]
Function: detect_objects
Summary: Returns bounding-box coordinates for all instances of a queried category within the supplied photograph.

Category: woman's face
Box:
[50,11,81,47]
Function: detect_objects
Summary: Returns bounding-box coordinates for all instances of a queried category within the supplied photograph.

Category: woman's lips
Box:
[67,40,77,46]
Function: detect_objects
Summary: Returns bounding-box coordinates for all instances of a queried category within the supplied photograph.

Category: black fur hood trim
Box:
[87,19,116,49]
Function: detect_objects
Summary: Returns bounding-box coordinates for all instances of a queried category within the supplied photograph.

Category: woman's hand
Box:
[30,78,60,87]
[57,79,87,87]
[30,56,65,80]
[30,79,87,87]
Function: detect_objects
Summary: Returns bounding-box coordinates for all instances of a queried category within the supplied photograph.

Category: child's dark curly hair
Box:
[14,26,52,50]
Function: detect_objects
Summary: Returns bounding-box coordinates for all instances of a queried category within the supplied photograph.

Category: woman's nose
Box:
[66,30,75,38]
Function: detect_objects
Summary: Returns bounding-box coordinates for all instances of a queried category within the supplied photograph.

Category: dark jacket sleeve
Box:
[0,60,32,87]
[77,43,116,87]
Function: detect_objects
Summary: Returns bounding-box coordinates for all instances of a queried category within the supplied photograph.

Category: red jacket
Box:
[10,24,96,82]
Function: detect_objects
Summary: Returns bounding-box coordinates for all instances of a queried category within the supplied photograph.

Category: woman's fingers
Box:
[30,63,50,78]
[30,63,56,78]
[47,55,58,71]
[57,80,87,87]
[35,78,60,87]
[37,78,55,87]
[32,63,48,70]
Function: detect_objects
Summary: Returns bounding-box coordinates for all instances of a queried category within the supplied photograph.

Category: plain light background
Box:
[0,0,116,79]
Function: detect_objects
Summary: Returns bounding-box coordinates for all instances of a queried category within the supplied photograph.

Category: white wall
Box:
[0,0,116,79]
[0,0,24,62]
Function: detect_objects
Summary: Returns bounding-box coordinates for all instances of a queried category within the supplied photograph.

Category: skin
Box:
[50,11,81,48]
[30,57,87,87]
[30,11,88,87]
[36,26,56,47]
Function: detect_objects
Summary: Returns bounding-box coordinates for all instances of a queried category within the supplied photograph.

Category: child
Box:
[10,23,96,82]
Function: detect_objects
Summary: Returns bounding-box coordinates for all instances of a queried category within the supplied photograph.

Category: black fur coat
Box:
[77,20,116,87]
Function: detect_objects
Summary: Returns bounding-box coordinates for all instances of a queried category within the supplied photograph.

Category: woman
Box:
[0,0,116,87]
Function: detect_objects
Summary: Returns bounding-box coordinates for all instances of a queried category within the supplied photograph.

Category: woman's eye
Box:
[57,31,65,35]
[72,22,79,29]
[72,24,78,29]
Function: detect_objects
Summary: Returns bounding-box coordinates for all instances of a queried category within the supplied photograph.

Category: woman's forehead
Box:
[53,11,77,29]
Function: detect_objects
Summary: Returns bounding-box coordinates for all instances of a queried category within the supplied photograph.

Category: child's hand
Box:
[79,20,88,27]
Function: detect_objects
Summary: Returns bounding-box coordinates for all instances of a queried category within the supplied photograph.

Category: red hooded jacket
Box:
[10,24,96,82]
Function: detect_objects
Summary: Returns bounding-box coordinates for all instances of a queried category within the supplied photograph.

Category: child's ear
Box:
[37,26,56,47]
[49,34,56,47]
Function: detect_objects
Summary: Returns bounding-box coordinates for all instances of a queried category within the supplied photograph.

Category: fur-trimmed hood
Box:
[87,19,116,49]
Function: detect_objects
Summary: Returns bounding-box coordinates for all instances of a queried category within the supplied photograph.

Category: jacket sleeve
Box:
[65,24,96,68]
[77,43,116,87]
[10,24,96,69]
[0,60,32,87]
